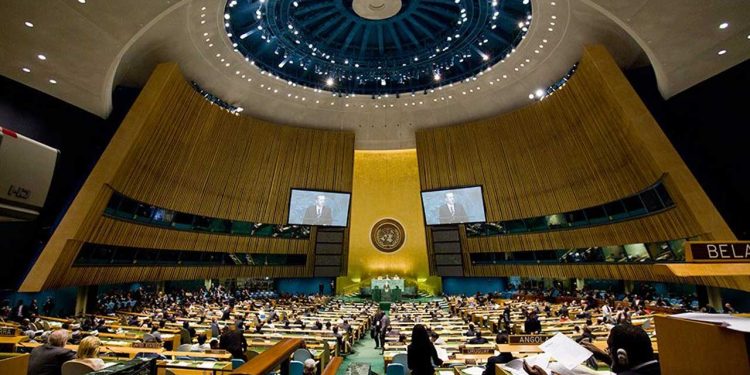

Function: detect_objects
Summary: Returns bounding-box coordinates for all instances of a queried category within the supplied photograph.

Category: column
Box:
[706,286,723,311]
[75,286,89,316]
[623,280,635,294]
[156,281,166,294]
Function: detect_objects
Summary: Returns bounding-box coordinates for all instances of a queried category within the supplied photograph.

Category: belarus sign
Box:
[686,242,750,262]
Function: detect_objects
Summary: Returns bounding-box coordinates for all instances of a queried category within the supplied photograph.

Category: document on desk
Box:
[461,366,485,375]
[435,346,450,362]
[502,354,551,375]
[539,333,592,370]
[198,362,217,369]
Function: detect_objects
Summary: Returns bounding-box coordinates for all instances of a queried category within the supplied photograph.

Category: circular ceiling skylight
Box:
[225,0,532,95]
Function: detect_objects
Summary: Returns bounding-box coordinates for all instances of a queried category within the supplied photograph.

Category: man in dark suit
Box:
[28,329,76,375]
[483,333,514,375]
[219,324,248,361]
[468,331,488,344]
[524,312,542,334]
[303,195,333,225]
[379,313,390,354]
[437,192,468,224]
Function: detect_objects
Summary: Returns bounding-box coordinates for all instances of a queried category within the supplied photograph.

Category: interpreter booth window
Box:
[505,219,527,233]
[622,195,647,216]
[624,243,652,262]
[603,200,628,220]
[134,249,160,265]
[110,247,137,265]
[546,214,568,229]
[559,247,604,263]
[640,189,664,212]
[565,210,588,226]
[602,245,628,263]
[584,206,608,224]
[151,208,175,226]
[172,212,195,230]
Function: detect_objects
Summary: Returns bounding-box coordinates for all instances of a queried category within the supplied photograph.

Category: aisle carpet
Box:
[336,335,385,375]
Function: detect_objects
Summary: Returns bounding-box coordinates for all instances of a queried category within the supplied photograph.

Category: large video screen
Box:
[421,186,486,225]
[288,189,351,227]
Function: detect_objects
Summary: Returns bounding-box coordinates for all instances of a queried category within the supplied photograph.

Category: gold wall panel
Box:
[20,63,354,291]
[340,150,440,294]
[416,45,747,290]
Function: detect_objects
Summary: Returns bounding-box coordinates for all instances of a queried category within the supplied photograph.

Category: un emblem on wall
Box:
[371,219,405,253]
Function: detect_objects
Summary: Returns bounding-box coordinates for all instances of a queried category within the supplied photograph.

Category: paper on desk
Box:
[198,361,217,368]
[438,371,454,375]
[502,354,551,375]
[435,346,450,362]
[461,366,485,375]
[526,353,551,369]
[539,333,592,370]
[673,313,750,333]
[546,362,613,375]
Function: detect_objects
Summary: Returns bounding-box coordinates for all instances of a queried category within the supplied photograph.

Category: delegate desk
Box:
[0,336,28,353]
[156,359,232,375]
[16,342,165,359]
[162,351,233,361]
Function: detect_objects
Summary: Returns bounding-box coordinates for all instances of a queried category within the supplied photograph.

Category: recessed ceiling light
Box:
[535,89,545,97]
[24,21,34,28]
[21,67,31,73]
[78,0,86,3]
[719,22,729,29]
[49,79,57,84]
[37,54,46,60]
[718,49,727,55]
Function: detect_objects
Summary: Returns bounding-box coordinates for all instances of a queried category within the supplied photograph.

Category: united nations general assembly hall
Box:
[1,1,749,375]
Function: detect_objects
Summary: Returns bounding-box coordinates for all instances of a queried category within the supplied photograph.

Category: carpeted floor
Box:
[336,335,385,375]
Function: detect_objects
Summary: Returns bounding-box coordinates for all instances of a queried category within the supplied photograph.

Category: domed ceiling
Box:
[225,0,531,95]
[1,0,749,149]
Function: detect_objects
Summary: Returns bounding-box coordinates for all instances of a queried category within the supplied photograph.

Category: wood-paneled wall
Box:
[20,63,354,291]
[417,45,747,290]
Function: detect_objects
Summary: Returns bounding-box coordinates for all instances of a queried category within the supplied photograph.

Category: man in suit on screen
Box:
[437,192,468,224]
[303,194,333,225]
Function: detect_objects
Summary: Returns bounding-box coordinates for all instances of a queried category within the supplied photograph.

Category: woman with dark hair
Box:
[407,324,443,375]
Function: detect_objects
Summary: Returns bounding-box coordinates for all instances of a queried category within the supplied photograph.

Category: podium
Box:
[371,288,401,302]
[655,314,750,374]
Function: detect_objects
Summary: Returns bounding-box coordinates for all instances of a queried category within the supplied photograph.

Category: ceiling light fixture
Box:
[718,49,727,55]
[24,21,34,28]
[37,54,46,60]
[21,67,31,73]
[719,22,729,29]
[49,79,57,84]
